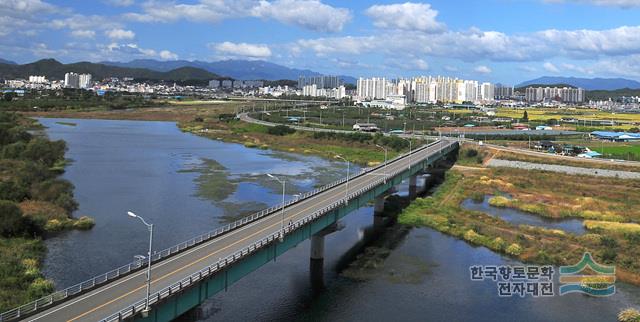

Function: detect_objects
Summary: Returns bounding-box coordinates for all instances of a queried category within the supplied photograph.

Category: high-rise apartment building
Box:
[298,75,341,89]
[358,76,494,104]
[494,83,514,100]
[64,72,79,88]
[79,74,92,89]
[525,87,585,103]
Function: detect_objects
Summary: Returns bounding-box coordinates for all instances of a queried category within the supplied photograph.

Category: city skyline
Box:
[2,1,640,84]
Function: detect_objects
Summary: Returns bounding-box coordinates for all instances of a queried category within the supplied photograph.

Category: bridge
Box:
[1,139,458,322]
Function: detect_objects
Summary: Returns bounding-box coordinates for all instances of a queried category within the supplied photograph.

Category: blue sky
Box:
[2,0,640,84]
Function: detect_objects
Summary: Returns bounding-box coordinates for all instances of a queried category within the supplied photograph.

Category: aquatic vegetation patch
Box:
[584,221,640,234]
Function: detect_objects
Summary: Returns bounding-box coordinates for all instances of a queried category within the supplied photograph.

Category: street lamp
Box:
[401,137,412,171]
[267,174,286,241]
[375,144,388,176]
[127,211,153,316]
[335,155,350,201]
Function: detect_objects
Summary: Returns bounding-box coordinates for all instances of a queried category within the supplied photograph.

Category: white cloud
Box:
[159,49,178,60]
[211,41,272,59]
[0,0,62,37]
[106,28,135,40]
[0,0,57,15]
[543,62,560,73]
[592,55,640,77]
[71,30,95,38]
[474,65,492,74]
[365,2,445,33]
[252,0,351,32]
[106,42,178,60]
[51,14,123,32]
[126,0,350,32]
[125,0,246,23]
[293,24,640,66]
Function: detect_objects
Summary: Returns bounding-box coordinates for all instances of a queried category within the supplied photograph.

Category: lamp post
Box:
[267,174,286,241]
[127,211,153,316]
[375,144,388,176]
[401,137,412,171]
[335,155,350,201]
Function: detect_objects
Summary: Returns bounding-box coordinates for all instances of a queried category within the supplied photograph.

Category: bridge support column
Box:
[409,175,418,200]
[310,223,337,290]
[373,196,386,228]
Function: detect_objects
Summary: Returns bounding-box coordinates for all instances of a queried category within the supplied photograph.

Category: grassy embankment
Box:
[0,112,93,311]
[399,145,640,288]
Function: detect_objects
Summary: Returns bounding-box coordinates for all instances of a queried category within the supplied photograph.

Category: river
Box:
[39,118,639,322]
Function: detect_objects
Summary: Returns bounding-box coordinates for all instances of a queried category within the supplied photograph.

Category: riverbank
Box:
[0,112,92,312]
[399,147,640,288]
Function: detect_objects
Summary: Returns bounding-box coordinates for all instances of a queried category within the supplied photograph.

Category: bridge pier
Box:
[408,175,418,199]
[310,223,338,290]
[373,195,386,228]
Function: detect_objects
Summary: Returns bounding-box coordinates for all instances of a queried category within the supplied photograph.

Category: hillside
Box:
[517,76,640,90]
[102,59,358,84]
[0,58,16,65]
[0,59,221,81]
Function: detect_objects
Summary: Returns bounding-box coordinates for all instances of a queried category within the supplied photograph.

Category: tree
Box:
[30,179,78,213]
[0,200,29,237]
[21,138,66,167]
[522,110,529,122]
[3,92,15,102]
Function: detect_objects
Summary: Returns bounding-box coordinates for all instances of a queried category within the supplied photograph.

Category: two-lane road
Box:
[25,140,455,322]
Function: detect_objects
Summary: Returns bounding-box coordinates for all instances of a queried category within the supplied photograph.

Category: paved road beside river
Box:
[487,159,640,179]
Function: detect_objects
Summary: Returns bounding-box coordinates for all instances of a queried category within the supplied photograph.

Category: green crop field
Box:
[589,143,640,160]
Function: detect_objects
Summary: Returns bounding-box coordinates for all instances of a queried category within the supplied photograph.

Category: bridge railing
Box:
[100,141,458,321]
[0,140,453,322]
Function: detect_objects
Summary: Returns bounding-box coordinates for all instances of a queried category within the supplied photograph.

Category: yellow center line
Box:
[63,151,425,322]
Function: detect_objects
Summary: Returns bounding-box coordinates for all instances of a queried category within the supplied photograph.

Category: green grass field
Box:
[589,144,640,160]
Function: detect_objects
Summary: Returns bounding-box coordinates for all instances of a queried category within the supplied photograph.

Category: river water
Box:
[39,118,639,322]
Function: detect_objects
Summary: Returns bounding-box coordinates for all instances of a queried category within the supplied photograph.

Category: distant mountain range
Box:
[517,76,640,91]
[0,58,16,65]
[0,59,221,81]
[101,59,357,84]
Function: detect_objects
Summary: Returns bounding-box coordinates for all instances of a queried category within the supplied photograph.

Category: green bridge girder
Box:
[134,143,458,322]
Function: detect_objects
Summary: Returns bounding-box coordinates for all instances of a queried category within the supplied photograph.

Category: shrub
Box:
[30,179,78,213]
[267,125,295,136]
[506,243,523,256]
[0,200,30,237]
[601,248,617,263]
[490,237,506,251]
[624,232,640,244]
[463,229,482,244]
[519,203,547,216]
[600,235,618,248]
[618,308,640,322]
[73,216,95,230]
[465,148,478,158]
[488,196,510,208]
[27,278,54,299]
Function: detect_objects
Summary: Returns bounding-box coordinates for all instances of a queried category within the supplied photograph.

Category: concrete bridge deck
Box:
[5,140,458,322]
